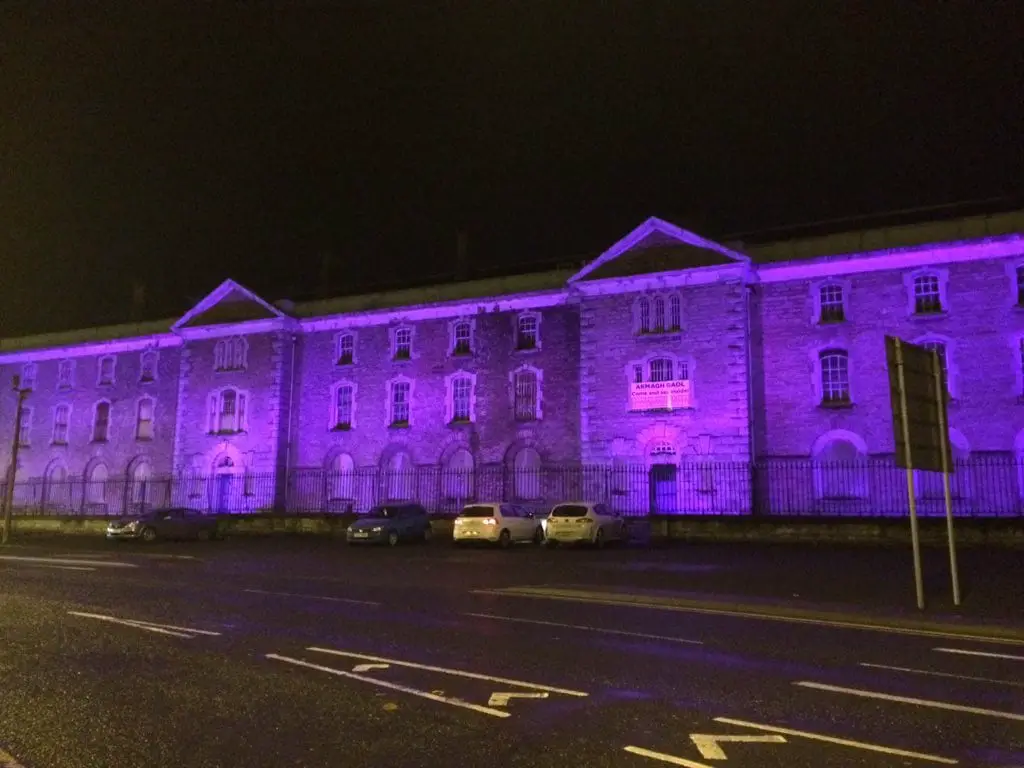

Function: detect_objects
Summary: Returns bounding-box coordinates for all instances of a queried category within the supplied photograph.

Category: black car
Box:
[346,503,431,546]
[106,508,221,543]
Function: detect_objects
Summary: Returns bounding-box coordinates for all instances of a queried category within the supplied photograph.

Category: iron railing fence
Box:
[4,453,1024,518]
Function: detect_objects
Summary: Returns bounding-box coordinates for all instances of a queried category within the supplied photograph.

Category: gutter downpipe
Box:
[744,268,757,516]
[283,333,297,512]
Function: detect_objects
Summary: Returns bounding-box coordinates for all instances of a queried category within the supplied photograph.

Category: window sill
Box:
[336,359,354,367]
[50,441,68,447]
[135,437,153,443]
[909,310,947,320]
[819,400,854,410]
[392,354,412,363]
[636,330,683,338]
[139,377,156,384]
[628,407,694,414]
[209,430,246,437]
[97,381,115,388]
[451,350,473,358]
[448,419,473,427]
[515,345,540,353]
[389,422,410,430]
[214,368,247,374]
[514,415,539,423]
[816,317,846,326]
[331,424,352,432]
[90,439,108,445]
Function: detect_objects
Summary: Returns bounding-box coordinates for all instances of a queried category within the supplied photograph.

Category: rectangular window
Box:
[514,371,538,421]
[451,377,472,422]
[220,391,237,433]
[391,381,410,425]
[140,351,157,382]
[93,403,110,442]
[669,295,681,331]
[335,385,353,428]
[394,328,412,360]
[1017,266,1024,306]
[819,285,845,323]
[913,275,943,314]
[57,360,74,389]
[136,399,154,440]
[20,363,36,391]
[98,356,115,385]
[18,406,32,447]
[337,334,354,365]
[633,364,643,384]
[820,350,850,404]
[517,315,538,350]
[639,299,651,333]
[649,358,673,382]
[453,322,472,355]
[52,405,69,444]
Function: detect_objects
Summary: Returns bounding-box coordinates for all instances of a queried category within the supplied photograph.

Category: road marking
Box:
[623,746,713,767]
[488,692,549,707]
[933,647,1024,662]
[690,733,786,759]
[464,612,703,645]
[796,681,1024,722]
[36,565,96,572]
[307,647,588,697]
[243,588,380,606]
[0,746,26,768]
[0,555,138,569]
[713,717,957,763]
[352,664,390,673]
[67,611,222,639]
[860,662,1024,687]
[266,654,511,718]
[474,587,1024,646]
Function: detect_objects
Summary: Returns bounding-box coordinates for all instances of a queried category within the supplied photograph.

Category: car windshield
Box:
[460,506,497,518]
[550,504,589,518]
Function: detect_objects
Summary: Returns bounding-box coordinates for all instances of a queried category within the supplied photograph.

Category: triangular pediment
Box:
[569,217,749,283]
[173,280,287,331]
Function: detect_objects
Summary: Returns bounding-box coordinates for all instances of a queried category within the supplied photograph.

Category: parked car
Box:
[543,502,628,547]
[346,503,431,546]
[453,503,545,547]
[106,508,221,543]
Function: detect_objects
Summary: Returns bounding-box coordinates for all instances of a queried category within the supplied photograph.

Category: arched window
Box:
[97,356,116,386]
[513,447,542,500]
[451,321,472,355]
[446,373,475,423]
[215,337,248,371]
[131,460,152,503]
[85,462,108,505]
[333,383,355,429]
[52,404,70,445]
[136,398,155,440]
[638,297,651,333]
[516,314,539,351]
[513,367,540,421]
[668,294,682,331]
[139,350,158,382]
[57,359,74,389]
[335,333,355,365]
[393,327,413,360]
[819,349,850,404]
[812,430,868,500]
[649,358,674,383]
[652,297,665,332]
[385,451,415,501]
[443,448,474,502]
[329,453,355,500]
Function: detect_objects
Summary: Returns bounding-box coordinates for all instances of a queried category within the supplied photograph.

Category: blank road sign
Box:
[886,336,951,473]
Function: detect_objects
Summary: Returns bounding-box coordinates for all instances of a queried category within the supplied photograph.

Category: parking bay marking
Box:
[243,588,381,606]
[465,613,703,645]
[933,647,1024,663]
[266,654,513,718]
[860,662,1024,688]
[306,647,589,698]
[67,611,222,640]
[796,681,1024,722]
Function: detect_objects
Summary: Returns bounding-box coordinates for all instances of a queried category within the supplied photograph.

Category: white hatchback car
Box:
[453,503,545,547]
[544,502,628,547]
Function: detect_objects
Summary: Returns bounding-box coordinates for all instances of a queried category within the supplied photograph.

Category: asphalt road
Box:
[0,536,1022,768]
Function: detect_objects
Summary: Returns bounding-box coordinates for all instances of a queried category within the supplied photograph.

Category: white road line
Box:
[0,745,26,768]
[475,588,1024,646]
[713,717,957,764]
[266,654,511,718]
[933,647,1024,662]
[622,746,712,767]
[465,612,703,645]
[795,681,1024,722]
[0,555,137,569]
[307,647,588,697]
[243,588,380,606]
[860,662,1024,688]
[67,611,222,638]
[31,565,97,572]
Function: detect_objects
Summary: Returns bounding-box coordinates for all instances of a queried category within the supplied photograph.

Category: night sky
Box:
[2,2,1021,337]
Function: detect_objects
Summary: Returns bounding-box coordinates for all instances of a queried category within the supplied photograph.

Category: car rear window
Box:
[461,505,497,517]
[550,504,589,518]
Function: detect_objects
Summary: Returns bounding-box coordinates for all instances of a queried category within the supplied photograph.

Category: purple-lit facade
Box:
[2,211,1024,516]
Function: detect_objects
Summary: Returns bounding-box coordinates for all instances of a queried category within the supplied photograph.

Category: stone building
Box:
[1,209,1022,516]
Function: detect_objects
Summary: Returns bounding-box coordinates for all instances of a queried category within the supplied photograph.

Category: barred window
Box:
[913,274,943,314]
[514,369,539,420]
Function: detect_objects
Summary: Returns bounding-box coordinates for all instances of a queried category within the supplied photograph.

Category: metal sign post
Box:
[1,381,29,545]
[886,336,956,611]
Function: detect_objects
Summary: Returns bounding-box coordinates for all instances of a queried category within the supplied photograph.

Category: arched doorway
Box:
[213,455,237,513]
[647,440,678,514]
[42,460,68,512]
[85,461,109,509]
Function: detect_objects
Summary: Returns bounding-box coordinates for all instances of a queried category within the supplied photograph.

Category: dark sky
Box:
[2,2,1021,337]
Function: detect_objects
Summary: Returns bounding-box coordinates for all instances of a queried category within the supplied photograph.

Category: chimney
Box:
[455,230,469,281]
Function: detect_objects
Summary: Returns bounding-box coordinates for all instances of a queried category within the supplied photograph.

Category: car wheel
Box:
[422,525,433,543]
[594,527,605,549]
[532,527,544,545]
[140,527,157,543]
[197,529,211,542]
[387,531,400,547]
[498,529,511,548]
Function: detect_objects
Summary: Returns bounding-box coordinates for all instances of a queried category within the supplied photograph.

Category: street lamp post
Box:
[1,376,30,545]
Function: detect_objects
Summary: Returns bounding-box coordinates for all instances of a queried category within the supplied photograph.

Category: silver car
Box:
[543,502,627,548]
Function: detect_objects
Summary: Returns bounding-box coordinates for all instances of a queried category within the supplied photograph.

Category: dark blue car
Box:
[345,503,431,546]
